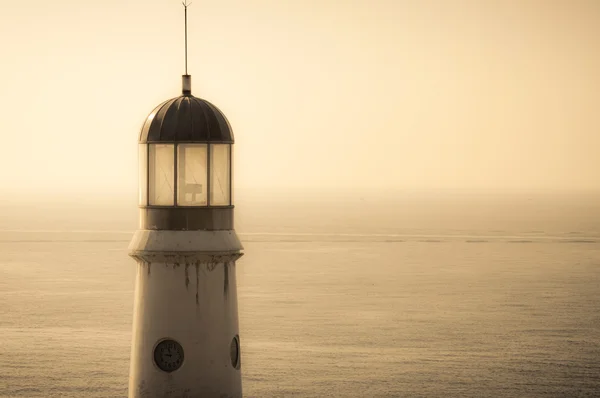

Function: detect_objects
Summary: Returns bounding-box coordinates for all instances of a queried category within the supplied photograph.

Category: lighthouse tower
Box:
[128,4,243,397]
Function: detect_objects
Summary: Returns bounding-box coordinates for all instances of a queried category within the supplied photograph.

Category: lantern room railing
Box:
[138,143,232,207]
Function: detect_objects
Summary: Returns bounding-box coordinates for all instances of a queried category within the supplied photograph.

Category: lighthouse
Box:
[128,4,243,397]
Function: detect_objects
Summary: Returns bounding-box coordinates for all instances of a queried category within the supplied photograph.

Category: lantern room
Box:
[137,75,235,231]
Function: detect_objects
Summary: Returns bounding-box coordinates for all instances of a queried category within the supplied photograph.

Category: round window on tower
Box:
[153,339,185,372]
[230,335,240,369]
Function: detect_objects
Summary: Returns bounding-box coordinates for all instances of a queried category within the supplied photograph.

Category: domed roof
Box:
[139,95,234,143]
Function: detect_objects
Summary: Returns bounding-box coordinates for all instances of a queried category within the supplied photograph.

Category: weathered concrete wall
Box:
[128,230,243,398]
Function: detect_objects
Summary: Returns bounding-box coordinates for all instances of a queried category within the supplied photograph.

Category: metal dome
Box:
[139,94,234,144]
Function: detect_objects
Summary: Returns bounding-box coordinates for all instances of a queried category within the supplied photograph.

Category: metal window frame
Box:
[207,143,212,206]
[144,142,233,209]
[173,144,178,206]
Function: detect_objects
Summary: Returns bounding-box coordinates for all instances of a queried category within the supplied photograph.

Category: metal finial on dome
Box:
[182,75,192,95]
[182,1,192,95]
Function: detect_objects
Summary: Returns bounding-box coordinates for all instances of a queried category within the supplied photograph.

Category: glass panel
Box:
[138,144,148,206]
[230,145,234,205]
[177,144,208,206]
[210,144,231,206]
[149,144,175,206]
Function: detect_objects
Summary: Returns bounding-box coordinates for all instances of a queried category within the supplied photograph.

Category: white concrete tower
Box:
[128,5,243,396]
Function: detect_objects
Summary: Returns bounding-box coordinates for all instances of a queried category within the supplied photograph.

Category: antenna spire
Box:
[182,1,191,75]
[182,1,192,95]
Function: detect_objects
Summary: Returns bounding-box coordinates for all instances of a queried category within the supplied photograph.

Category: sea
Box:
[1,191,599,397]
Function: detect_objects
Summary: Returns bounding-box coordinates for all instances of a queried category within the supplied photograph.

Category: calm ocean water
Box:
[1,193,599,397]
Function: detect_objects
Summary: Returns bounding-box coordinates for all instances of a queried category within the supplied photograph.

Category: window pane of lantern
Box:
[149,144,175,206]
[177,144,208,206]
[138,144,148,206]
[230,145,234,205]
[210,144,231,206]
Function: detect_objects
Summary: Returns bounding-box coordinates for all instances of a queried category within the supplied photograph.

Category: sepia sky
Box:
[0,0,599,201]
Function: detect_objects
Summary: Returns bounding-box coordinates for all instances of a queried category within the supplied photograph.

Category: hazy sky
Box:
[1,0,599,200]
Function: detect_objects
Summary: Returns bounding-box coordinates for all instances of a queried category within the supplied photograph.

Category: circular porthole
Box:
[230,335,240,369]
[153,339,184,372]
